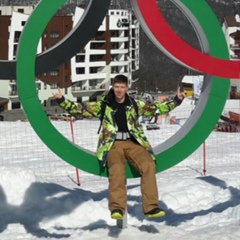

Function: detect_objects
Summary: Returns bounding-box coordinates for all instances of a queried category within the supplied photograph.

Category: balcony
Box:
[71,85,106,97]
[9,80,16,84]
[230,54,240,60]
[230,44,240,50]
[9,91,18,96]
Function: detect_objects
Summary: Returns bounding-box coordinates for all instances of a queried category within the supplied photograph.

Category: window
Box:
[111,66,119,73]
[90,42,105,49]
[21,21,26,26]
[111,42,119,49]
[12,102,21,109]
[122,19,129,27]
[50,82,58,89]
[36,83,41,90]
[111,30,119,37]
[17,9,24,13]
[111,54,117,61]
[76,55,85,63]
[50,70,59,76]
[89,96,97,102]
[90,55,104,62]
[125,30,130,37]
[89,79,97,86]
[76,68,85,74]
[90,67,99,74]
[12,84,17,91]
[14,31,21,43]
[77,97,82,103]
[132,62,136,70]
[132,51,136,59]
[50,99,58,106]
[13,44,18,56]
[11,85,18,96]
[50,32,60,38]
[132,40,136,48]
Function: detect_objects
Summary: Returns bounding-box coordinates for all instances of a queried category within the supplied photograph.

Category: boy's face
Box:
[113,82,128,103]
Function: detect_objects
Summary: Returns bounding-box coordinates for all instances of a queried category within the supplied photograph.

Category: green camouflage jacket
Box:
[57,92,180,166]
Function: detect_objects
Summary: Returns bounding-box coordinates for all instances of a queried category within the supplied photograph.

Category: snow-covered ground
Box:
[0,98,240,239]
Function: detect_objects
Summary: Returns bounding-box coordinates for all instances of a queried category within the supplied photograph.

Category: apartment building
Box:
[0,5,73,112]
[70,7,139,102]
[0,5,139,115]
[222,14,240,91]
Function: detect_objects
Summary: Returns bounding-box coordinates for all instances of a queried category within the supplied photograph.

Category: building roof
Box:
[182,75,195,84]
[224,15,240,27]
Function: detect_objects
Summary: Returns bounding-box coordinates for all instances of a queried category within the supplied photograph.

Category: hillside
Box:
[136,0,240,91]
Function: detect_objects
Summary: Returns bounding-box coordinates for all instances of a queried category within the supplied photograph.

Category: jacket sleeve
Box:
[136,100,158,117]
[56,96,102,118]
[155,95,183,115]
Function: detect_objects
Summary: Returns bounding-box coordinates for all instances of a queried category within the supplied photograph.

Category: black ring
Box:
[0,0,111,79]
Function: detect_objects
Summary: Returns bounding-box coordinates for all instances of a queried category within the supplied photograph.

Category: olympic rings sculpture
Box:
[1,0,236,178]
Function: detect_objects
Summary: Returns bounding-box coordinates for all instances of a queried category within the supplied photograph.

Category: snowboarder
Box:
[53,75,185,219]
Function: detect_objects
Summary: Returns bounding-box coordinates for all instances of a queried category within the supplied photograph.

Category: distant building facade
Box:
[0,5,139,114]
[222,14,240,93]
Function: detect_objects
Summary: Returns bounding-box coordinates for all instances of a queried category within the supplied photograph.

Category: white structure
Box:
[222,14,240,59]
[0,6,44,110]
[182,75,203,99]
[71,7,139,98]
[0,5,35,15]
[222,14,240,91]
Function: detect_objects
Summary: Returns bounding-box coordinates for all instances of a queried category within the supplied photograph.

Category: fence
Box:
[0,103,240,186]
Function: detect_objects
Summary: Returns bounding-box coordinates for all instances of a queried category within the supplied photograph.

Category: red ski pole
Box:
[69,116,81,186]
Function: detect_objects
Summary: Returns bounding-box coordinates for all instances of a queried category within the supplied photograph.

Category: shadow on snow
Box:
[0,175,239,238]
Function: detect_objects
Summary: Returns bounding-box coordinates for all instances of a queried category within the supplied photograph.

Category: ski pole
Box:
[69,116,81,186]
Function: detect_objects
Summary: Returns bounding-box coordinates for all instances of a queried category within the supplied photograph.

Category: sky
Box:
[0,98,240,240]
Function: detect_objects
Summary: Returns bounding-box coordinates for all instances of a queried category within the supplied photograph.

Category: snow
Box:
[1,99,240,239]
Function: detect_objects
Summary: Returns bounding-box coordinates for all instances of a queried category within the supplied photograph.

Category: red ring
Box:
[137,0,240,79]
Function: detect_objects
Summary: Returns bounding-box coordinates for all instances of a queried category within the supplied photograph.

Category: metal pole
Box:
[70,116,81,186]
[117,211,127,229]
[203,141,207,176]
[116,179,127,228]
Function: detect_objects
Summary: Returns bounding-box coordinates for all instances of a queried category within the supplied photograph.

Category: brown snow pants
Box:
[107,139,159,214]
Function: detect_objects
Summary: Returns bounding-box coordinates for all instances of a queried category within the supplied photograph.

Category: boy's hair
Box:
[113,75,128,85]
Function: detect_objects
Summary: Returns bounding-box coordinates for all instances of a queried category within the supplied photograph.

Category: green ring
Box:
[155,0,230,172]
[16,0,229,178]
